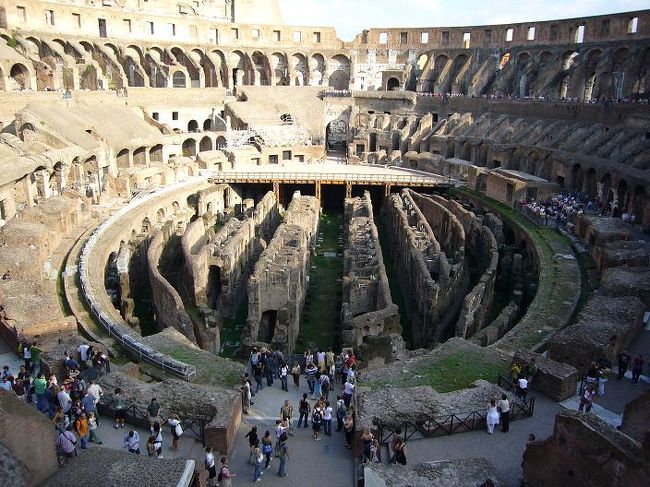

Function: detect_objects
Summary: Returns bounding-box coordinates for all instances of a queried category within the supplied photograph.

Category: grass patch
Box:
[220,299,248,359]
[297,210,343,353]
[363,350,508,393]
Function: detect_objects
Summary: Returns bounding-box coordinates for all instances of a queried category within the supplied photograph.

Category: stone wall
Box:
[621,390,650,444]
[366,459,503,487]
[513,349,579,401]
[341,191,400,348]
[547,295,645,373]
[600,266,650,307]
[0,390,58,487]
[523,410,650,487]
[245,192,319,353]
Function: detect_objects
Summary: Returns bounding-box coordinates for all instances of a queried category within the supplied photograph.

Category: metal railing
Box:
[97,402,210,445]
[78,178,206,381]
[376,378,535,445]
[210,171,444,186]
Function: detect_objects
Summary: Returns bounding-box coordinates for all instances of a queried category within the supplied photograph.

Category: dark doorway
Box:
[259,310,278,342]
[207,265,222,309]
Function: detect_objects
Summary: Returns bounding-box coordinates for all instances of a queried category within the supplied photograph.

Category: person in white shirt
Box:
[517,376,528,400]
[124,430,140,454]
[87,379,103,402]
[57,386,71,413]
[78,344,90,363]
[343,380,355,408]
[323,400,333,436]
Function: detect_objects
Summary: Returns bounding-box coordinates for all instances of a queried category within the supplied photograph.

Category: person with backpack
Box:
[277,437,289,478]
[320,372,330,400]
[311,404,323,441]
[112,388,126,429]
[251,440,264,482]
[305,362,317,396]
[56,428,77,461]
[218,456,235,487]
[168,414,183,452]
[297,393,310,428]
[74,412,89,449]
[245,426,259,465]
[152,421,163,457]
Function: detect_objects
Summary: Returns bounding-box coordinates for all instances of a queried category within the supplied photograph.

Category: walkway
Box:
[227,378,354,486]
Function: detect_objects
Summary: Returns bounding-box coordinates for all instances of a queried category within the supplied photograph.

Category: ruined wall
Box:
[621,390,650,444]
[383,190,465,347]
[147,220,199,346]
[547,295,645,373]
[523,410,650,487]
[341,192,400,348]
[427,195,499,339]
[513,349,579,401]
[245,192,319,353]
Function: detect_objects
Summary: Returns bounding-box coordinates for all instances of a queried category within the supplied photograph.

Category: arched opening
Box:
[572,164,583,192]
[187,120,199,132]
[600,173,612,206]
[328,54,350,90]
[116,148,130,168]
[199,136,213,152]
[386,77,400,91]
[585,168,597,199]
[369,133,377,152]
[207,265,221,309]
[429,55,449,93]
[326,119,348,153]
[149,144,163,164]
[203,118,213,131]
[259,310,278,343]
[617,179,628,211]
[172,70,187,88]
[104,251,121,310]
[391,132,400,151]
[182,138,196,157]
[216,136,227,150]
[9,63,30,90]
[133,146,146,165]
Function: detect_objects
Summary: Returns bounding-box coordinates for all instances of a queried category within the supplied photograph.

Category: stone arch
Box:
[172,70,187,88]
[52,161,65,192]
[515,52,532,97]
[199,136,213,152]
[309,53,325,86]
[171,46,200,87]
[386,77,400,91]
[188,120,199,132]
[133,146,147,165]
[610,46,630,98]
[583,49,602,100]
[251,51,270,85]
[149,144,163,164]
[600,172,612,205]
[116,148,130,168]
[216,136,227,150]
[9,63,31,90]
[585,168,597,198]
[328,54,350,90]
[572,163,584,192]
[291,53,309,86]
[369,133,377,152]
[210,49,227,87]
[182,138,196,157]
[230,50,251,86]
[427,54,449,93]
[391,132,401,151]
[270,52,288,85]
[145,46,168,88]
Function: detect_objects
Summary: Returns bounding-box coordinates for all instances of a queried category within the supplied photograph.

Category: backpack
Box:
[262,443,273,455]
[217,466,226,482]
[256,451,264,464]
[279,431,288,442]
[312,409,322,423]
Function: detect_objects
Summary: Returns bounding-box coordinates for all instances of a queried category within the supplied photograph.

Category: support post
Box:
[384,183,392,197]
[345,182,352,198]
[315,181,321,202]
[273,181,280,204]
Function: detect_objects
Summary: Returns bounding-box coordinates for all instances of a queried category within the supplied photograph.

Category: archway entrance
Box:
[326,119,348,153]
[259,310,278,343]
[386,77,400,91]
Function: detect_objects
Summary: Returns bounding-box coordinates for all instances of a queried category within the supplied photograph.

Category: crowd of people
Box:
[414,91,650,105]
[517,192,589,227]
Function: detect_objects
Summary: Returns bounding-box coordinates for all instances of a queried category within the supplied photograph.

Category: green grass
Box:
[363,350,508,393]
[297,211,343,353]
[220,299,248,359]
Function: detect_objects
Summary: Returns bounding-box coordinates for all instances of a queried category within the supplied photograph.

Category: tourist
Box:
[320,371,331,400]
[313,371,322,399]
[1,365,11,380]
[204,446,216,486]
[241,378,251,414]
[336,394,346,432]
[317,349,326,371]
[277,437,288,478]
[585,362,599,386]
[323,400,333,436]
[371,437,381,463]
[631,354,644,384]
[112,388,126,428]
[249,347,260,371]
[511,361,521,384]
[343,378,355,408]
[57,385,72,415]
[617,350,631,380]
[74,412,89,449]
[253,362,264,392]
[87,412,102,444]
[168,413,183,452]
[56,427,78,460]
[274,419,287,455]
[29,341,42,375]
[78,343,91,365]
[0,375,12,393]
[347,364,356,383]
[147,436,157,456]
[87,378,103,402]
[64,351,80,374]
[361,428,374,463]
[279,362,289,391]
[486,398,500,434]
[20,340,31,372]
[326,348,335,373]
[81,390,97,417]
[153,421,163,457]
[251,440,263,482]
[264,349,274,386]
[280,399,294,435]
[311,403,323,440]
[124,430,141,454]
[34,372,48,413]
[335,353,343,384]
[297,393,310,428]
[147,397,161,431]
[245,425,259,464]
[305,361,317,395]
[498,394,511,433]
[219,456,236,486]
[343,414,354,449]
[53,406,69,431]
[597,354,611,396]
[291,363,301,389]
[516,374,528,400]
[272,349,284,379]
[393,436,407,465]
[261,431,273,469]
[389,428,403,463]
[304,349,314,366]
[578,384,596,412]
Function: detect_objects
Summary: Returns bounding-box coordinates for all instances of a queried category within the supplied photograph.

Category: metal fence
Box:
[210,170,444,186]
[375,377,535,445]
[78,178,207,381]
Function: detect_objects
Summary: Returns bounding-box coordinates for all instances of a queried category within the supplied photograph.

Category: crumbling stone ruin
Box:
[523,411,650,487]
[244,192,319,353]
[341,191,400,348]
